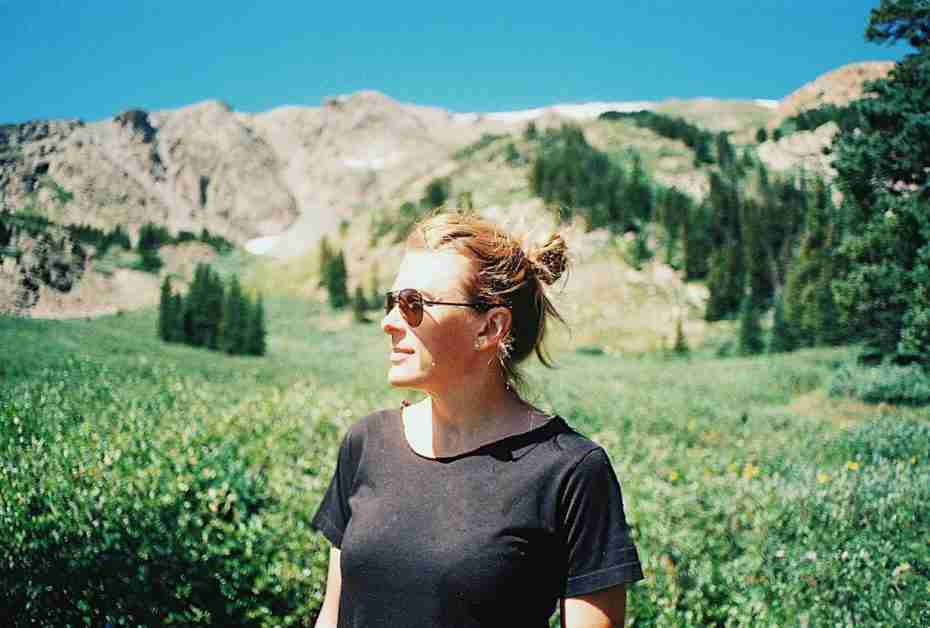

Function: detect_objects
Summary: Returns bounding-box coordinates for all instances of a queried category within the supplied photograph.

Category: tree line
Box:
[599,110,721,166]
[524,119,860,358]
[158,263,266,356]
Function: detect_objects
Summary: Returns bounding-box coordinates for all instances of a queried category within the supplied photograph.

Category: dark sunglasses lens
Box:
[399,289,423,326]
[385,290,424,326]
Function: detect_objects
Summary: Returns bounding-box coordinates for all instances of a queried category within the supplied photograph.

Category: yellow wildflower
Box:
[742,463,760,481]
[846,461,860,471]
[668,470,679,482]
[817,472,831,484]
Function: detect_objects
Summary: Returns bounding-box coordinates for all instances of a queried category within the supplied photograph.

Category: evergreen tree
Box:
[756,127,768,143]
[221,274,246,354]
[715,131,737,171]
[137,248,163,273]
[246,294,267,356]
[625,154,653,222]
[769,292,796,353]
[158,276,175,341]
[672,317,690,356]
[185,264,208,346]
[629,227,652,270]
[326,250,349,309]
[171,293,184,343]
[831,0,930,364]
[738,294,765,356]
[422,178,450,209]
[704,172,746,320]
[682,201,712,280]
[782,179,840,347]
[204,267,224,350]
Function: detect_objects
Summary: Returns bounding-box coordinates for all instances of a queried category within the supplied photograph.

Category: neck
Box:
[418,369,533,451]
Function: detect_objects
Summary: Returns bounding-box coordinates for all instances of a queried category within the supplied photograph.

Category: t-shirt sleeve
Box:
[559,447,644,597]
[310,427,359,548]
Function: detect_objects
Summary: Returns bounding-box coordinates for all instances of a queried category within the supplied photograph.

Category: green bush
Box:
[826,418,930,466]
[828,363,930,405]
[0,357,356,627]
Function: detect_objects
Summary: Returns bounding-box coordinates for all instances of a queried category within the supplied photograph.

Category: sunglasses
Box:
[384,288,502,328]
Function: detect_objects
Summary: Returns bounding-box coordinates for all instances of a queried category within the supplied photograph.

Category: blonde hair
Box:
[406,209,569,392]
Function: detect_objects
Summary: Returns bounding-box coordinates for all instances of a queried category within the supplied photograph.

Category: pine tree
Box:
[769,292,796,353]
[327,250,349,309]
[705,247,744,321]
[185,263,208,346]
[756,127,768,143]
[672,317,690,356]
[158,276,175,341]
[715,132,736,171]
[738,294,764,356]
[246,294,267,356]
[831,1,930,364]
[782,179,839,347]
[171,293,184,343]
[204,267,224,350]
[221,274,246,354]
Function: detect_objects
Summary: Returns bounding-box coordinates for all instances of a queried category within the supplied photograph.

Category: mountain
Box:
[0,62,891,319]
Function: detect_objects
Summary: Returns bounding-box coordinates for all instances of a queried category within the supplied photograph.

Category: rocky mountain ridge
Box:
[0,62,890,318]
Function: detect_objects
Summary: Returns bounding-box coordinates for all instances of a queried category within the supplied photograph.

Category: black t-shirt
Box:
[310,408,644,628]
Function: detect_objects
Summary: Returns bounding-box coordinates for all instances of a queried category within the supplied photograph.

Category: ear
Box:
[476,307,512,349]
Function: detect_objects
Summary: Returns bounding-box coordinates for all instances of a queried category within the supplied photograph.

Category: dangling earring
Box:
[474,338,481,350]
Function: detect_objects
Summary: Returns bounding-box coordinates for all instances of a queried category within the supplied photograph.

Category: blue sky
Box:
[1,1,908,124]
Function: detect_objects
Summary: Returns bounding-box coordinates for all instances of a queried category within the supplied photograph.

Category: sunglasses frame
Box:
[384,288,503,327]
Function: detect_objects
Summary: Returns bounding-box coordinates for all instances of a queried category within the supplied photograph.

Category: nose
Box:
[382,302,405,334]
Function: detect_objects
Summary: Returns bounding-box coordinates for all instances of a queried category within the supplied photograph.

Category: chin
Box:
[387,368,423,389]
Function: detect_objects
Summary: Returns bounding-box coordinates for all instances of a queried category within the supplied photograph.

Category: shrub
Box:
[0,357,351,627]
[828,363,930,405]
[826,418,930,466]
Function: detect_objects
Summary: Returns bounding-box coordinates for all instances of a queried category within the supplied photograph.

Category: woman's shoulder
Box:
[344,407,399,439]
[528,415,612,472]
[550,417,605,454]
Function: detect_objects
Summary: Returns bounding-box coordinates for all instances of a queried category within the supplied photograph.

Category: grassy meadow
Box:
[1,293,928,626]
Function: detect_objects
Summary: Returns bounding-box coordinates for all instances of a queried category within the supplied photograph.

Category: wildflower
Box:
[817,472,831,484]
[742,463,760,481]
[846,461,860,471]
[668,470,679,482]
[804,551,817,561]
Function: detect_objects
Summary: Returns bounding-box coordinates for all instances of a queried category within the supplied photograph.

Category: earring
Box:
[474,338,481,350]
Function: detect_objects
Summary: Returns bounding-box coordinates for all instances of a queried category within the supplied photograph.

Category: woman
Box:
[311,211,643,627]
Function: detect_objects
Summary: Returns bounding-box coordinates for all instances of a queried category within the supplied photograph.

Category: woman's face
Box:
[381,249,485,394]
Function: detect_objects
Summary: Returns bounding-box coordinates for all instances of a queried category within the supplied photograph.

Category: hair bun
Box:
[527,233,567,286]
